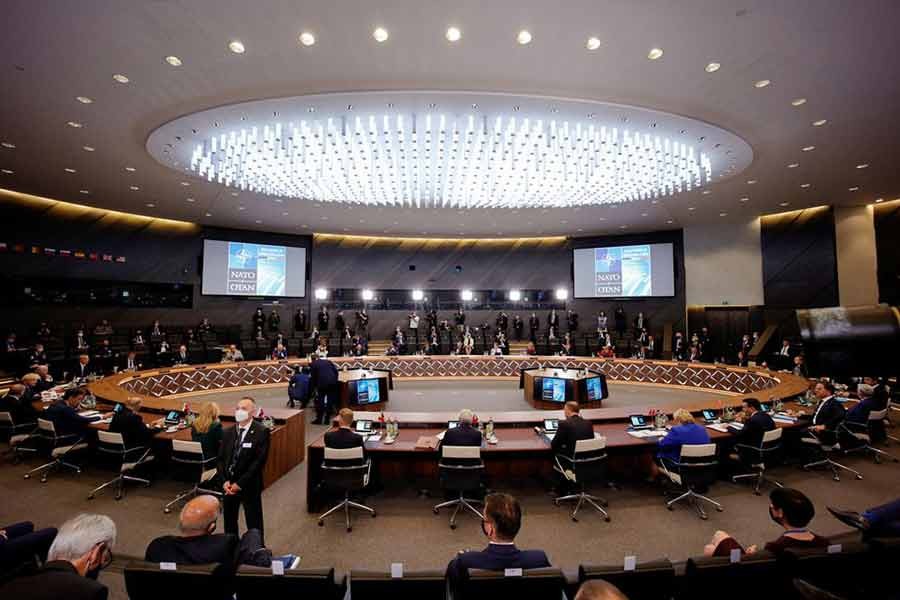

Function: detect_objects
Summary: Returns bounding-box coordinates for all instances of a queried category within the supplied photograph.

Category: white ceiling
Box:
[0,0,898,237]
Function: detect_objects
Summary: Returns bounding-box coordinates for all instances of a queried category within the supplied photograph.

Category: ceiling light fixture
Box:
[754,79,771,88]
[129,185,140,191]
[180,181,190,186]
[555,288,569,300]
[747,179,757,184]
[666,219,674,224]
[79,189,90,194]
[586,36,601,50]
[165,55,182,66]
[299,32,316,46]
[802,145,815,152]
[124,166,136,172]
[446,27,461,42]
[705,62,721,73]
[739,197,749,202]
[112,74,129,83]
[647,47,663,60]
[787,163,799,168]
[0,169,13,174]
[67,121,83,128]
[791,98,807,106]
[812,119,828,127]
[82,145,95,152]
[373,27,389,43]
[146,203,155,207]
[76,96,93,104]
[875,198,884,203]
[848,186,859,191]
[186,197,195,202]
[800,183,811,188]
[856,163,869,169]
[780,202,790,207]
[64,168,76,173]
[228,40,245,54]
[719,212,727,217]
[517,30,532,45]
[0,142,15,149]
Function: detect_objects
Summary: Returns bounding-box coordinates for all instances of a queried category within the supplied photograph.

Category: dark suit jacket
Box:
[0,560,107,600]
[173,351,191,365]
[218,421,270,492]
[441,423,483,448]
[309,358,338,390]
[812,396,846,430]
[43,402,95,437]
[109,406,152,448]
[324,427,364,450]
[551,415,595,457]
[736,411,776,448]
[847,396,886,424]
[145,533,238,567]
[288,373,310,403]
[0,392,38,424]
[72,362,96,380]
[447,543,551,584]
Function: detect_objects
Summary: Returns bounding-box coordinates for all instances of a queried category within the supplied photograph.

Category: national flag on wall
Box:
[115,256,126,263]
[101,254,113,262]
[88,252,98,261]
[74,250,86,259]
[59,249,72,257]
[0,242,7,252]
[44,248,57,256]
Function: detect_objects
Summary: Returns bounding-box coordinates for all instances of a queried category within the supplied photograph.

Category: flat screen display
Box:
[573,243,675,298]
[585,376,605,401]
[202,240,306,297]
[353,379,381,405]
[541,377,567,403]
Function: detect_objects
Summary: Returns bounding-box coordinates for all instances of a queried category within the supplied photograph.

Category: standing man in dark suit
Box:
[441,409,483,448]
[318,305,330,331]
[218,397,270,544]
[0,513,116,600]
[324,408,365,450]
[551,401,595,458]
[529,312,540,341]
[309,356,339,425]
[446,493,550,589]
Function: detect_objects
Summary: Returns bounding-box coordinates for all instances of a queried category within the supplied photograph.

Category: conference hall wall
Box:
[874,200,900,306]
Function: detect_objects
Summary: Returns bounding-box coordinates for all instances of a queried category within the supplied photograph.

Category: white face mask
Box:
[234,409,250,423]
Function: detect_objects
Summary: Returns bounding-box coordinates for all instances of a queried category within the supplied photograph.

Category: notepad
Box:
[78,410,99,417]
[706,423,730,433]
[627,429,666,439]
[415,436,439,449]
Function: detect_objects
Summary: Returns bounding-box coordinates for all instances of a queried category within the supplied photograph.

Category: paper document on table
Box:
[78,410,99,417]
[627,429,666,439]
[415,436,439,449]
[706,423,730,433]
[365,434,382,443]
[436,430,447,441]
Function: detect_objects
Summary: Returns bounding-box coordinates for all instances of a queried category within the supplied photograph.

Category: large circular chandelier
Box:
[148,92,752,209]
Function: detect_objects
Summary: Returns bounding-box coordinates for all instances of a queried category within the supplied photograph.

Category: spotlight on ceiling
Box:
[165,55,182,66]
[373,27,389,43]
[314,288,328,300]
[586,37,601,50]
[647,47,663,60]
[754,79,771,88]
[411,289,425,301]
[299,32,315,46]
[461,289,474,302]
[705,62,721,73]
[517,30,532,45]
[509,289,522,301]
[361,289,375,301]
[555,288,569,300]
[446,27,461,42]
[228,40,245,54]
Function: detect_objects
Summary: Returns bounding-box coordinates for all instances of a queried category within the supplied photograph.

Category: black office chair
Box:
[0,411,37,460]
[682,552,785,600]
[317,446,375,532]
[732,427,785,494]
[783,542,873,599]
[348,568,447,599]
[578,559,674,600]
[433,445,485,529]
[458,567,565,600]
[660,443,723,519]
[164,439,221,514]
[839,408,899,464]
[553,436,610,522]
[22,418,89,483]
[87,430,154,500]
[123,560,231,600]
[234,565,339,600]
[802,426,864,481]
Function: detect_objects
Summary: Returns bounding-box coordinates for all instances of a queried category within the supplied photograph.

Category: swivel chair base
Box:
[554,492,610,522]
[24,459,81,483]
[732,471,783,495]
[88,474,151,501]
[803,457,863,482]
[318,492,376,532]
[665,489,723,520]
[164,484,223,514]
[433,492,483,530]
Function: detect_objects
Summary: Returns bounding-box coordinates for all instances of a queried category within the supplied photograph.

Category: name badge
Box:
[242,442,252,448]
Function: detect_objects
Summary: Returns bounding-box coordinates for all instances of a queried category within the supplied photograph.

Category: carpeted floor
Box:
[2,383,900,599]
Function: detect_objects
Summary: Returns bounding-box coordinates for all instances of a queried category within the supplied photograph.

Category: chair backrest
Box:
[680,443,717,459]
[172,439,204,455]
[97,430,125,446]
[442,445,481,460]
[782,542,872,597]
[439,445,484,492]
[460,567,565,600]
[0,411,12,425]
[762,428,783,443]
[747,427,784,468]
[869,408,888,421]
[170,439,215,484]
[570,436,608,486]
[322,445,368,492]
[123,560,231,600]
[683,552,785,600]
[574,436,607,453]
[349,568,446,600]
[678,443,718,488]
[324,446,365,461]
[234,566,337,600]
[37,418,55,433]
[578,559,675,600]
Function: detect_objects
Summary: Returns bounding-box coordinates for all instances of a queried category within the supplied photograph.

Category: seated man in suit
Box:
[442,408,483,448]
[173,344,191,366]
[0,521,58,573]
[145,494,277,568]
[120,351,141,372]
[0,383,38,426]
[33,365,54,393]
[0,513,116,600]
[703,487,828,556]
[733,398,776,448]
[108,396,153,449]
[71,354,95,381]
[806,381,846,447]
[324,408,364,451]
[551,401,595,458]
[44,388,107,438]
[446,493,550,588]
[846,383,886,425]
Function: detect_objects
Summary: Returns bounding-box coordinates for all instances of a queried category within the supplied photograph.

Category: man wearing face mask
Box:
[218,397,270,544]
[145,495,280,568]
[0,513,116,600]
[446,493,550,589]
[702,487,828,557]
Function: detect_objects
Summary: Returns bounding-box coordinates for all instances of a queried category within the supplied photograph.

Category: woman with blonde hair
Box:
[649,408,710,480]
[191,401,223,457]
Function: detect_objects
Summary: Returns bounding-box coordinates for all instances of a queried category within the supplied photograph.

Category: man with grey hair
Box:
[846,382,885,425]
[0,513,115,599]
[441,408,483,448]
[0,382,38,425]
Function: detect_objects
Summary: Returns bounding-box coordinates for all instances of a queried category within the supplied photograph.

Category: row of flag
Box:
[0,242,126,262]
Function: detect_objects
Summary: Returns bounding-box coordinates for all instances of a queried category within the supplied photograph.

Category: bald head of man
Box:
[178,495,220,537]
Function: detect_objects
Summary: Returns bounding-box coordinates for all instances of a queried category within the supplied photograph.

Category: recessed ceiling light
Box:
[705,61,721,73]
[112,73,129,84]
[228,40,245,54]
[64,168,76,173]
[787,163,799,168]
[180,181,190,186]
[754,79,771,88]
[702,189,711,195]
[446,27,461,42]
[0,169,13,174]
[230,191,239,196]
[791,98,807,106]
[619,225,628,229]
[67,121,83,128]
[856,163,869,169]
[255,220,262,224]
[647,47,663,60]
[586,36,601,50]
[779,202,790,207]
[124,166,136,172]
[82,145,95,152]
[0,142,15,149]
[848,186,859,191]
[802,145,815,152]
[739,197,749,202]
[747,179,757,184]
[875,198,884,203]
[146,203,155,208]
[282,212,289,216]
[238,206,246,211]
[688,207,695,211]
[299,31,316,46]
[186,197,195,202]
[76,96,93,104]
[373,27,389,43]
[800,183,811,188]
[79,189,89,194]
[301,224,308,228]
[641,212,648,217]
[205,212,212,217]
[165,55,182,66]
[812,119,828,127]
[666,219,674,224]
[719,212,728,217]
[129,185,140,191]
[517,30,532,45]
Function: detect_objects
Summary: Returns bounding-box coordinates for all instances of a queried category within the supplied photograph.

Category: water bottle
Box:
[485,419,494,439]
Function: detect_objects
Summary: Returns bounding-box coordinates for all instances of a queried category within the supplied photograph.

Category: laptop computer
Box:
[354,420,374,434]
[543,419,559,433]
[447,421,459,430]
[627,414,652,430]
[701,409,719,424]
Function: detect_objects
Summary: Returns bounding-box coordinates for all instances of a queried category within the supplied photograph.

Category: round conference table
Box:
[85,355,810,504]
